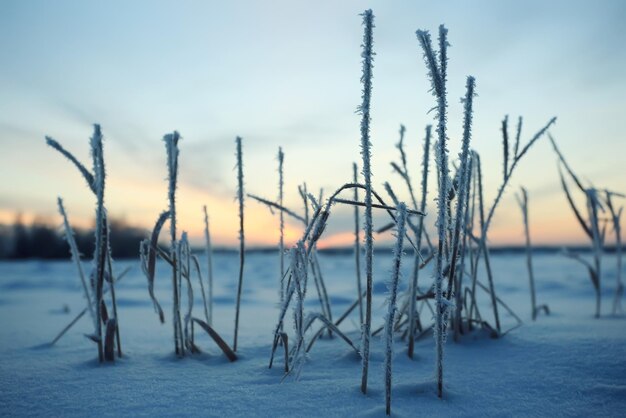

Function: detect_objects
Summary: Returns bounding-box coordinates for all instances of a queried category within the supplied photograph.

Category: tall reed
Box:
[57,197,96,332]
[444,76,475,318]
[92,125,106,362]
[46,124,121,362]
[470,116,556,333]
[203,205,214,326]
[453,153,474,341]
[550,134,604,317]
[353,162,364,325]
[408,124,431,358]
[587,188,604,318]
[233,136,245,351]
[384,203,407,416]
[278,147,286,303]
[416,24,450,399]
[358,8,375,395]
[91,126,122,358]
[606,192,623,314]
[516,188,538,319]
[164,131,184,355]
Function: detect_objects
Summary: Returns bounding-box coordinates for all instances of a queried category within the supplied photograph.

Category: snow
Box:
[1,252,625,417]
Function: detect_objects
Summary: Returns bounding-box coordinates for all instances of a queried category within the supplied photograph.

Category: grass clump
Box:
[46,124,122,362]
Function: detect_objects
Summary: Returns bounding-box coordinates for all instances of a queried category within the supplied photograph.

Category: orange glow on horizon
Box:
[317,231,353,249]
[0,178,605,249]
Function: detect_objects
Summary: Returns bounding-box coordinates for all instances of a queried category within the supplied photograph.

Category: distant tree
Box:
[2,213,147,260]
[12,214,31,259]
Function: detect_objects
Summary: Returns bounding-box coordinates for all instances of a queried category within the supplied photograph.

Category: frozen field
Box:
[1,251,625,417]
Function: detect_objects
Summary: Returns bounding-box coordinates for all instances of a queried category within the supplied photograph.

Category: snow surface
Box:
[1,252,625,417]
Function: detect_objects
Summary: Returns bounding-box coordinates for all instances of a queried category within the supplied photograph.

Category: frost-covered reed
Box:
[353,162,364,325]
[606,192,624,314]
[278,147,286,303]
[416,24,450,399]
[358,8,375,395]
[290,240,309,379]
[139,134,236,360]
[444,76,475,322]
[408,125,432,358]
[516,187,549,320]
[91,125,108,362]
[550,135,605,317]
[57,197,96,333]
[468,116,556,334]
[203,205,214,326]
[384,203,407,416]
[46,124,121,362]
[442,76,476,347]
[164,131,184,355]
[233,136,245,352]
[587,188,604,318]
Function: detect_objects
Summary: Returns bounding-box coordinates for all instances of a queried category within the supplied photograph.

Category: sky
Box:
[1,0,625,248]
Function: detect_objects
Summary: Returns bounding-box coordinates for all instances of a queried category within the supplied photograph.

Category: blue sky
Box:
[1,0,625,246]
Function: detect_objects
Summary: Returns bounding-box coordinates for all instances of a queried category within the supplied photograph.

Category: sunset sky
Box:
[1,0,625,248]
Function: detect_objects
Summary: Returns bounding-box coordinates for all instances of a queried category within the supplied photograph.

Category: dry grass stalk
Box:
[408,125,432,358]
[384,203,408,415]
[203,205,214,326]
[46,124,122,361]
[515,187,549,320]
[164,131,184,355]
[358,8,375,395]
[353,163,364,325]
[57,197,96,332]
[233,136,245,352]
[605,192,624,314]
[278,148,286,303]
[416,24,450,399]
[550,134,607,317]
[192,318,238,362]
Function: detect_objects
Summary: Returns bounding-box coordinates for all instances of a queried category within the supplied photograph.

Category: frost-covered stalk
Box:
[391,125,422,346]
[164,131,184,356]
[482,117,556,237]
[58,197,97,332]
[454,155,474,340]
[393,125,420,212]
[278,147,286,304]
[233,136,245,352]
[358,8,375,395]
[467,151,485,328]
[550,135,602,318]
[517,188,537,319]
[299,184,332,333]
[88,126,122,358]
[179,232,194,351]
[104,218,122,357]
[443,76,475,343]
[513,116,522,160]
[416,24,450,399]
[46,125,123,359]
[291,241,309,379]
[353,162,364,325]
[476,117,556,332]
[606,193,623,314]
[445,76,475,306]
[203,205,214,326]
[408,125,431,358]
[90,125,108,363]
[384,203,407,416]
[587,189,603,318]
[502,115,509,181]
